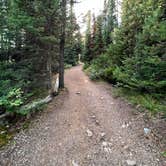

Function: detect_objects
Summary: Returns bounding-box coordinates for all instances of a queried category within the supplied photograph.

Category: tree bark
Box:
[59,0,66,89]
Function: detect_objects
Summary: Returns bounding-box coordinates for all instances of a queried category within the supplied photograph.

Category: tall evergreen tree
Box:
[103,0,118,47]
[0,0,79,114]
[65,0,82,66]
[91,15,104,57]
[83,10,92,62]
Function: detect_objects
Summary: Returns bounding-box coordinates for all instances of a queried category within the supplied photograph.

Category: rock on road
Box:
[0,65,165,166]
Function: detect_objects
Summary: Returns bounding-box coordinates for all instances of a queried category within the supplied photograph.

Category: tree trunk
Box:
[59,0,66,89]
[47,46,54,96]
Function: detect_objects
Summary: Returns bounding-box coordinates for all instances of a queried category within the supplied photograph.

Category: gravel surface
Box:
[0,65,165,166]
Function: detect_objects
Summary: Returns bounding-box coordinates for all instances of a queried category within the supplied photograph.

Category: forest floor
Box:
[0,65,166,166]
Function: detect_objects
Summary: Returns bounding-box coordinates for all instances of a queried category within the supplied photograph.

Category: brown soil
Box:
[0,65,165,166]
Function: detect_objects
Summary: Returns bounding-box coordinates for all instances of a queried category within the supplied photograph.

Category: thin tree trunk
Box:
[47,46,54,96]
[59,0,66,88]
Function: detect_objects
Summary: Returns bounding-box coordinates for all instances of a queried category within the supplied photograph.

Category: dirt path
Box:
[0,65,165,166]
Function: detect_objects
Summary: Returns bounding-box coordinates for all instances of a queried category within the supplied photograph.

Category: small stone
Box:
[126,160,136,166]
[100,97,104,100]
[91,115,96,119]
[72,160,79,166]
[45,127,49,130]
[95,120,100,125]
[100,132,106,138]
[122,122,129,128]
[0,131,6,135]
[144,128,151,135]
[87,155,91,159]
[123,145,129,150]
[86,129,93,137]
[104,147,112,153]
[76,92,81,95]
[102,141,108,147]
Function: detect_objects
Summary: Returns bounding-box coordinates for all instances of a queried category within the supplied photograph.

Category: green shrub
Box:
[64,64,73,69]
[83,63,90,70]
[85,54,115,81]
[0,88,24,113]
[0,62,29,114]
[112,87,166,115]
[111,5,166,95]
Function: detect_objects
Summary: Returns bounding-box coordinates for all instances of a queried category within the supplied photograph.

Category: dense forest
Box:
[0,0,165,121]
[83,0,166,114]
[0,0,82,117]
[0,0,166,163]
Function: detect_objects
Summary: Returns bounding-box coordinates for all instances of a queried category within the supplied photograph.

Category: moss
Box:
[0,126,13,147]
[22,121,30,129]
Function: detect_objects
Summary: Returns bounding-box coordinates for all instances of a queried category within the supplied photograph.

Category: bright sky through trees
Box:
[74,0,104,33]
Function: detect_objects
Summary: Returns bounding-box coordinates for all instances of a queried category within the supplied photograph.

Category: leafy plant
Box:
[0,88,24,113]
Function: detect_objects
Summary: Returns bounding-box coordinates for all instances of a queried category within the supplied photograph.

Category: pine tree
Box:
[83,10,92,62]
[103,0,118,47]
[121,0,166,92]
[65,0,82,66]
[92,15,104,57]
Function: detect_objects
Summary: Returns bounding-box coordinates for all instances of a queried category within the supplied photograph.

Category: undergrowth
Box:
[0,103,47,147]
[112,87,166,116]
[84,58,166,116]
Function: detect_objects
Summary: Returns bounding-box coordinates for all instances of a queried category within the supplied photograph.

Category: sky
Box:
[74,0,104,33]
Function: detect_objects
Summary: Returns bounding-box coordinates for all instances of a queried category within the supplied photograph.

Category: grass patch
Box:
[112,87,166,116]
[161,151,166,157]
[0,126,13,147]
[64,64,73,69]
[0,100,47,147]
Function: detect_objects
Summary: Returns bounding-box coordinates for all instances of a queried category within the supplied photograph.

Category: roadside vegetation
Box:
[0,0,82,146]
[83,0,166,116]
[0,0,82,117]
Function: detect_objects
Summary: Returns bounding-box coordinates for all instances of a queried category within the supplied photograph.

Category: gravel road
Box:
[0,65,165,166]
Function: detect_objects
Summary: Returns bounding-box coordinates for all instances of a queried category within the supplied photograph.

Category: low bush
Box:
[0,88,24,113]
[112,87,166,116]
[85,54,115,81]
[0,62,29,115]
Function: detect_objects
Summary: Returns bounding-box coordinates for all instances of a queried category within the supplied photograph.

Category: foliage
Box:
[64,63,73,69]
[85,0,166,114]
[103,0,118,47]
[161,151,166,157]
[0,61,30,114]
[64,2,82,66]
[85,54,114,81]
[0,0,80,116]
[112,0,166,94]
[83,10,92,62]
[0,88,24,113]
[0,125,13,147]
[83,0,118,63]
[112,87,166,115]
[91,15,104,58]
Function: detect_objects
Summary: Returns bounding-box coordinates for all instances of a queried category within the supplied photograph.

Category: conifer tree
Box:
[103,0,118,47]
[65,0,82,66]
[83,10,92,62]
